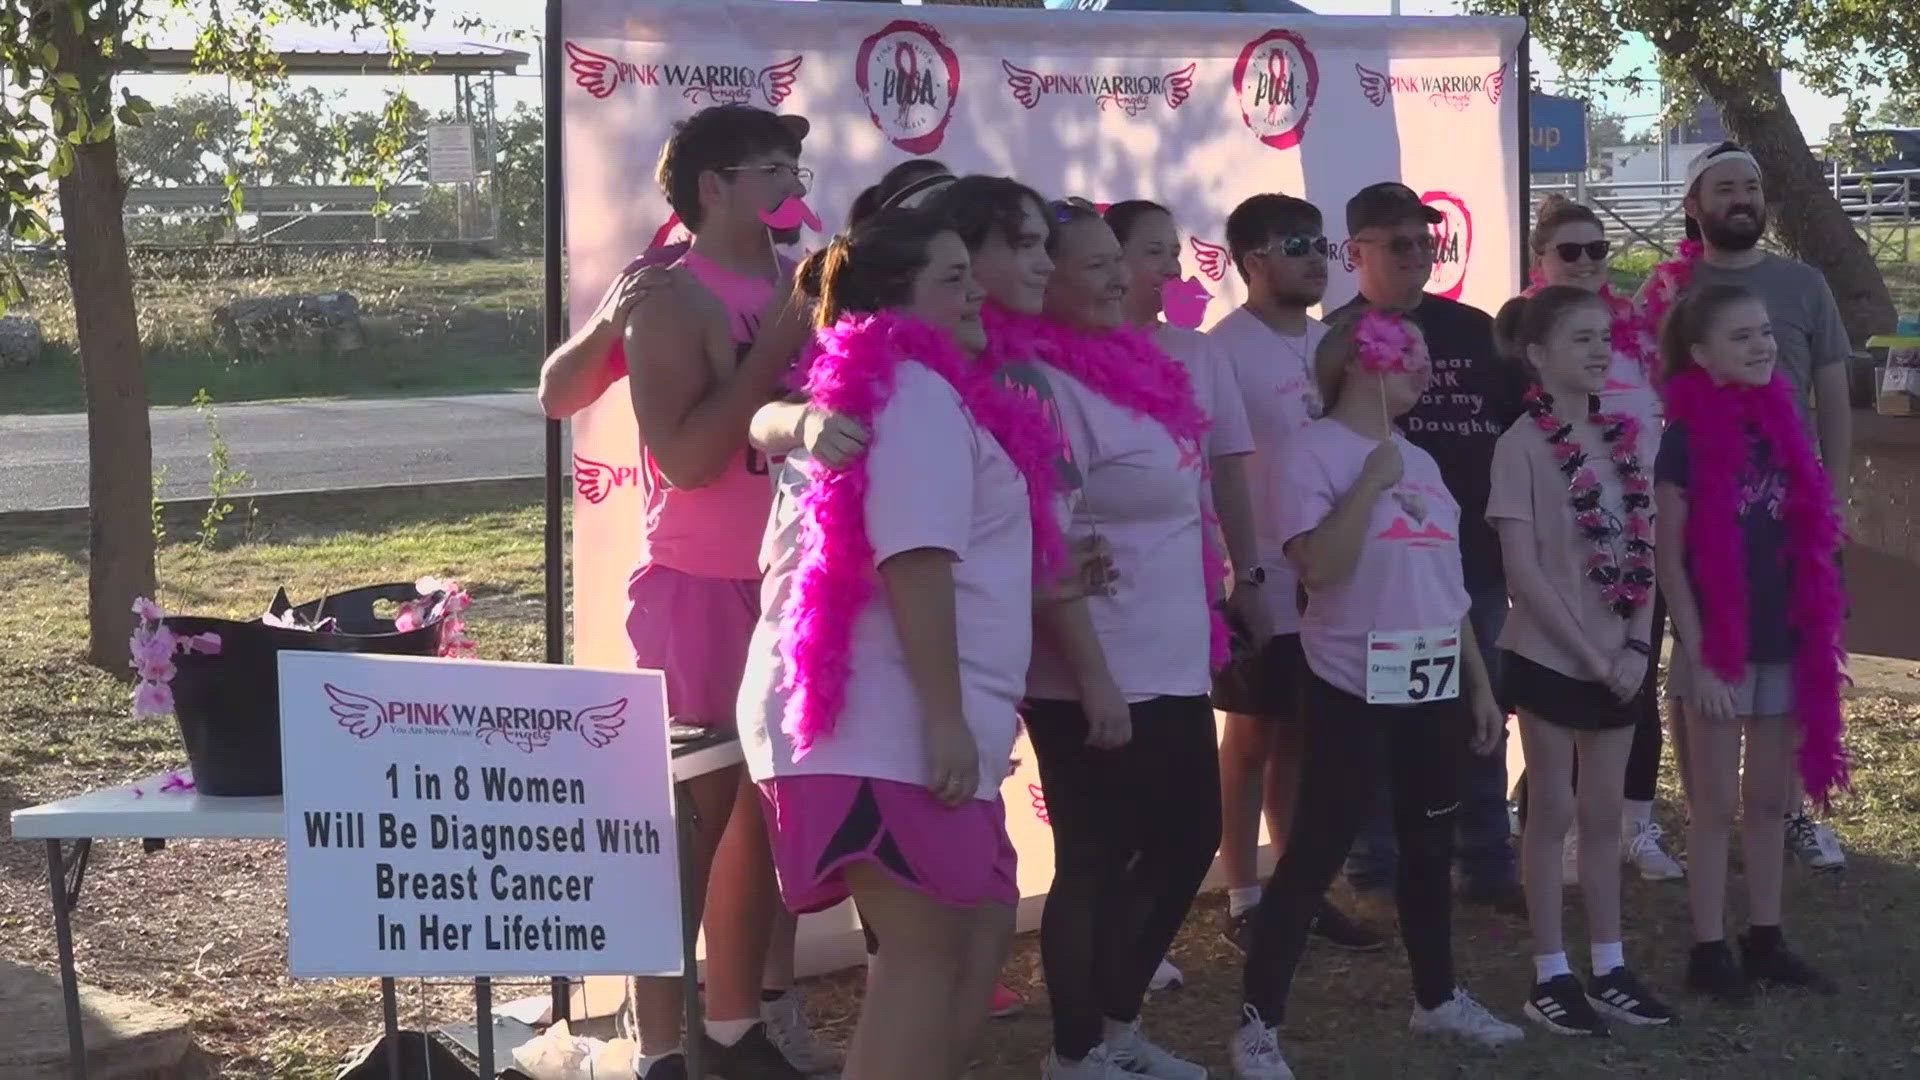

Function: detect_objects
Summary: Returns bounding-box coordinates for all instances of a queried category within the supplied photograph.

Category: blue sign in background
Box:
[1531,93,1588,173]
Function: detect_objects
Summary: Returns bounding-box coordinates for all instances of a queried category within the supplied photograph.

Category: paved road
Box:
[0,392,557,513]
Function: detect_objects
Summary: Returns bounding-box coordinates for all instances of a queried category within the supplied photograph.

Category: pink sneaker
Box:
[989,982,1025,1018]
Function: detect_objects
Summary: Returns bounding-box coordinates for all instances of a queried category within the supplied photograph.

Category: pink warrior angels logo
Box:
[856,20,961,154]
[564,42,801,108]
[1355,62,1507,112]
[573,452,639,505]
[325,684,628,754]
[1233,30,1319,150]
[1000,59,1195,117]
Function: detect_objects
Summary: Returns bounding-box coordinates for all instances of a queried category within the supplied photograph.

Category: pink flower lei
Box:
[983,304,1232,671]
[778,310,1069,757]
[1664,365,1849,806]
[128,597,221,721]
[1521,387,1654,616]
[1635,239,1705,379]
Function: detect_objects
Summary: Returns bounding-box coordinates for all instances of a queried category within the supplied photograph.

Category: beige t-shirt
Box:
[1485,417,1639,680]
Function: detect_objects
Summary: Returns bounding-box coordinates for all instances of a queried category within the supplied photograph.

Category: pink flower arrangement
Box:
[129,598,221,721]
[1354,308,1429,374]
[395,577,476,657]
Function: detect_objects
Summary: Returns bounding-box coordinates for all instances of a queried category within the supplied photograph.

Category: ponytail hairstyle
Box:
[1658,281,1761,383]
[847,158,955,226]
[1530,194,1605,257]
[795,208,953,329]
[1493,285,1609,378]
[1103,199,1171,244]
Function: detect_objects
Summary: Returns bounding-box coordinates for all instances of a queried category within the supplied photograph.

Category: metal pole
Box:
[1517,0,1533,280]
[380,978,402,1080]
[48,841,86,1080]
[542,0,571,1027]
[475,977,495,1077]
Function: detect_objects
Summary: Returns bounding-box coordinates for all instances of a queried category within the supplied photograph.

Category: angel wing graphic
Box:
[759,56,802,108]
[578,698,629,748]
[1485,63,1507,105]
[565,41,621,100]
[1189,236,1230,283]
[1002,59,1042,110]
[1028,782,1050,825]
[325,684,388,739]
[1355,63,1389,108]
[573,452,612,505]
[1163,62,1196,110]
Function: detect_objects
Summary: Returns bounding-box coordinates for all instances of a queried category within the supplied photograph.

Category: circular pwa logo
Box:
[855,20,961,155]
[1233,30,1319,151]
[1421,191,1474,301]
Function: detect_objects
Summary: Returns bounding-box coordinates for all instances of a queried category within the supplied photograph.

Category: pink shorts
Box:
[758,775,1019,913]
[625,563,759,729]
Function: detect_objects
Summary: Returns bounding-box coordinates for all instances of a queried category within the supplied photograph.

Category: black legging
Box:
[1022,694,1221,1060]
[1514,592,1667,821]
[1244,671,1469,1022]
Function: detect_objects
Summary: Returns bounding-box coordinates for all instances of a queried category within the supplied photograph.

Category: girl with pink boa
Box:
[1653,283,1846,1003]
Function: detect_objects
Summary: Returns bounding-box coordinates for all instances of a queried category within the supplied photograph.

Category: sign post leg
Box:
[47,839,88,1080]
[380,979,401,1080]
[677,784,705,1080]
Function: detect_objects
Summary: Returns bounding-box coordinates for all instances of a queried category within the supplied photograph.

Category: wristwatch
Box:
[1237,566,1267,588]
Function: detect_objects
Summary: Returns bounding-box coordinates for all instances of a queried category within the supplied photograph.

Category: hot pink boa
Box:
[983,304,1231,671]
[778,311,1069,756]
[1664,366,1849,805]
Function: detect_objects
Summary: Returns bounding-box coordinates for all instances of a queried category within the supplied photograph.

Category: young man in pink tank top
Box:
[621,104,816,1080]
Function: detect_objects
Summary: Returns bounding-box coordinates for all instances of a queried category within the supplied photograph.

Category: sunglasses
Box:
[1355,233,1436,256]
[1050,197,1098,223]
[1554,240,1611,263]
[1254,234,1330,259]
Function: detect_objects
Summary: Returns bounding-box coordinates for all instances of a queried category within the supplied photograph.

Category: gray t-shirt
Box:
[1687,254,1851,415]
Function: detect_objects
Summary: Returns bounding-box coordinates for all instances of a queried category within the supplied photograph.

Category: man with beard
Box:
[1207,193,1387,956]
[1660,142,1854,873]
[1329,182,1529,918]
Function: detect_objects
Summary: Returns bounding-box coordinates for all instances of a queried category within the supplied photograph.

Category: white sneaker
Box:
[761,990,840,1074]
[1149,956,1184,991]
[1786,813,1846,870]
[1228,1006,1293,1080]
[1106,1019,1207,1079]
[1409,989,1525,1047]
[1622,819,1685,880]
[1562,830,1580,888]
[1042,1044,1138,1079]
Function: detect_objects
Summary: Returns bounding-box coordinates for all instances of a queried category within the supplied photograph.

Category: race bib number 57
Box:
[1366,625,1462,705]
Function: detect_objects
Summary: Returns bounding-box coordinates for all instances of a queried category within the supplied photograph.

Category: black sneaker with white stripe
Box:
[1524,974,1610,1036]
[1588,967,1677,1025]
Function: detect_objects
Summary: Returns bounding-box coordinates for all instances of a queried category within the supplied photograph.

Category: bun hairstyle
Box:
[1103,199,1171,244]
[1312,304,1424,411]
[796,208,952,329]
[1657,281,1761,383]
[1531,194,1605,254]
[1493,285,1609,375]
[848,158,954,227]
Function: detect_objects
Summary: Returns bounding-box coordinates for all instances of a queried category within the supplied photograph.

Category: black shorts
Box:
[1503,651,1636,731]
[1210,632,1305,717]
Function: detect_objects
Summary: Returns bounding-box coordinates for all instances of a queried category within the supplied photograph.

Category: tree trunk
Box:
[1684,58,1898,346]
[52,18,156,669]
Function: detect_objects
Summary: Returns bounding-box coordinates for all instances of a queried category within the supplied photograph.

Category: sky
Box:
[118,0,1862,147]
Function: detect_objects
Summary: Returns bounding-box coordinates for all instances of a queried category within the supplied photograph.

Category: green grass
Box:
[0,250,542,414]
[4,483,1920,1077]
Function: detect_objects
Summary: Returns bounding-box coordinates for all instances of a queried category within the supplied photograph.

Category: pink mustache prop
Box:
[1161,276,1212,330]
[761,196,822,233]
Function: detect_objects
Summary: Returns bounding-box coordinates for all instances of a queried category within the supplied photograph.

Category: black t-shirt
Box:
[1655,422,1796,663]
[1329,292,1524,593]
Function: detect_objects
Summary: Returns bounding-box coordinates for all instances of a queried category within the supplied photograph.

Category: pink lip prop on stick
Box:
[761,196,822,233]
[1161,276,1212,330]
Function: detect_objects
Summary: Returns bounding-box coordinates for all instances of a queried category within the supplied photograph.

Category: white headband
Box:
[1685,147,1761,193]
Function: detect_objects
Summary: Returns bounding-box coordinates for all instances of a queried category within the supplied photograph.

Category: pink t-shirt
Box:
[637,251,786,581]
[1024,364,1211,702]
[1208,307,1328,634]
[738,362,1034,801]
[1275,418,1471,698]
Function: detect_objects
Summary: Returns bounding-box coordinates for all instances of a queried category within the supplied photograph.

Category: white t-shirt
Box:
[1154,324,1256,460]
[1024,364,1211,702]
[738,362,1034,800]
[1207,306,1328,634]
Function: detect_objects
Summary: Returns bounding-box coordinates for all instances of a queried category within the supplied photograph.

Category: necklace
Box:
[1523,385,1655,617]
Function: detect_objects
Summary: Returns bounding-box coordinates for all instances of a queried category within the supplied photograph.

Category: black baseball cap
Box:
[1346,181,1443,234]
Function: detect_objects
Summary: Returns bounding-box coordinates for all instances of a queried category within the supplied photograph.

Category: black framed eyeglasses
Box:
[718,163,814,190]
[1257,234,1331,259]
[1555,240,1611,263]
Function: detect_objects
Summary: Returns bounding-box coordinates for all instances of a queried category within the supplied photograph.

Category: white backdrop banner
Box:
[559,0,1523,970]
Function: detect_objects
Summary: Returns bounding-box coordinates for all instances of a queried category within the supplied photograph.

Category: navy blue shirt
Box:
[1655,422,1796,662]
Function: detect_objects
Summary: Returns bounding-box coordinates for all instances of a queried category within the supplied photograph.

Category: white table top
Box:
[10,737,745,842]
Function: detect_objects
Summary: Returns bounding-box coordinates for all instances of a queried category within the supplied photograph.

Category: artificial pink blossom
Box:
[133,680,174,718]
[138,657,177,684]
[133,597,163,622]
[1572,466,1601,490]
[185,632,221,655]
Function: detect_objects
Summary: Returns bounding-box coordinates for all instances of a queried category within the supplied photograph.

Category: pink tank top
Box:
[638,250,785,581]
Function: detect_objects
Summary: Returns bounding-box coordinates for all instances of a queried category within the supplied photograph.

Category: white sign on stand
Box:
[427,123,477,184]
[278,652,680,978]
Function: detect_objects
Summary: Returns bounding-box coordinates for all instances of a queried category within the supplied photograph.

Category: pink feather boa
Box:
[982,303,1231,671]
[1664,365,1850,805]
[777,311,1069,756]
